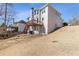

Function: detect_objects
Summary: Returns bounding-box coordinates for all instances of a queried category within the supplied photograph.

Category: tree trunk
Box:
[4,3,7,27]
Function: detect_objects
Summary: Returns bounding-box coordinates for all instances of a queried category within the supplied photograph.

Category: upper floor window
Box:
[34,10,39,15]
[42,9,45,14]
[34,10,36,15]
[42,11,43,14]
[37,10,39,14]
[43,9,45,13]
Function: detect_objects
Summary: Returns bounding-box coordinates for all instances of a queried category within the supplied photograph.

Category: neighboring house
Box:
[11,20,26,33]
[24,4,63,34]
[17,20,26,32]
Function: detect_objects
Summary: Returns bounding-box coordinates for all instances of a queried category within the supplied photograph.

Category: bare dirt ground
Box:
[0,26,79,56]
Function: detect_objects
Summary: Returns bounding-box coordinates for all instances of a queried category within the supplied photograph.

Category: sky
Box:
[13,3,45,22]
[1,3,79,24]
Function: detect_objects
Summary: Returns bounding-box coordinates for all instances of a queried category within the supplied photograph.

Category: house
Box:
[17,20,26,32]
[24,4,63,34]
[11,20,26,33]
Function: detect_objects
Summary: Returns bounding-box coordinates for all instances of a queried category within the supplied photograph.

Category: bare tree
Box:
[0,3,15,27]
[69,16,79,26]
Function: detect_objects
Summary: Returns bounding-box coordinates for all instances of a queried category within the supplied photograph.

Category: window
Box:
[42,17,44,21]
[34,10,39,15]
[43,9,45,13]
[42,9,45,14]
[42,11,43,14]
[34,26,37,30]
[37,18,38,23]
[37,10,39,14]
[34,10,36,15]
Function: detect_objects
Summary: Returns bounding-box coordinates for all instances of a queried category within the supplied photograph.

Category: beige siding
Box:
[48,6,63,33]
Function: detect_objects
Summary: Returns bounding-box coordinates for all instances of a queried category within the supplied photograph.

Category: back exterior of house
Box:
[26,4,63,34]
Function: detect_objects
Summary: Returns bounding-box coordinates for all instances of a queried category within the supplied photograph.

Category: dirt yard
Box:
[0,26,79,56]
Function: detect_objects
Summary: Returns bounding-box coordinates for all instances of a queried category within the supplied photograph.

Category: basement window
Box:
[37,18,38,23]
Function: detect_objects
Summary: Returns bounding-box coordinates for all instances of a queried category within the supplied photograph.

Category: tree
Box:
[0,3,15,27]
[0,23,6,27]
[69,16,79,26]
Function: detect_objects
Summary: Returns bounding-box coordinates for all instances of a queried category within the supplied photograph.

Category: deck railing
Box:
[33,20,43,25]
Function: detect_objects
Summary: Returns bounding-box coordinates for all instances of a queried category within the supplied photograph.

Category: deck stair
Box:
[24,20,43,33]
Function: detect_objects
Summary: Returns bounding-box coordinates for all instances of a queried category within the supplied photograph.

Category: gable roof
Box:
[40,3,49,10]
[11,20,26,27]
[15,20,26,24]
